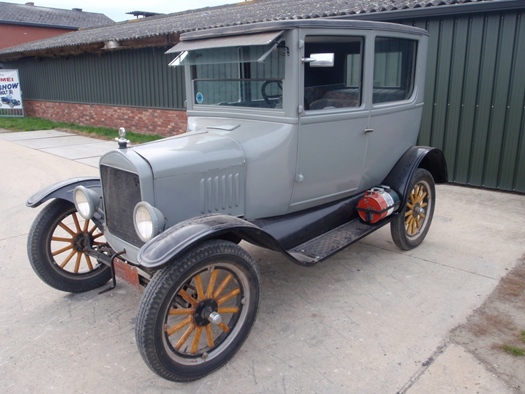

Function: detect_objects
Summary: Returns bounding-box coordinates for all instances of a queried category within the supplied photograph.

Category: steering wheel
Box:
[261,80,283,108]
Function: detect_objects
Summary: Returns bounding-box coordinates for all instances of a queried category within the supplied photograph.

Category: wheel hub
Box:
[73,232,93,252]
[194,299,219,326]
[413,204,425,217]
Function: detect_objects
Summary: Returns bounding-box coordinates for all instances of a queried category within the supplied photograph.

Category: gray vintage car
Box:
[26,20,447,382]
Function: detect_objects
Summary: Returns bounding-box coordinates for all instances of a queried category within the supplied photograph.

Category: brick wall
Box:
[24,100,188,137]
[0,25,74,50]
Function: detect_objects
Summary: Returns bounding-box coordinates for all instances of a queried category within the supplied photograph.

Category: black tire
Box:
[135,240,261,382]
[27,199,111,292]
[391,168,436,250]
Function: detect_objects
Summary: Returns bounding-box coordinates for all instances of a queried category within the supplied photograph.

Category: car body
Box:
[27,19,447,382]
[0,95,21,107]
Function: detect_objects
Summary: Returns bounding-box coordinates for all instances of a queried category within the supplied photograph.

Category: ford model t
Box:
[26,20,447,382]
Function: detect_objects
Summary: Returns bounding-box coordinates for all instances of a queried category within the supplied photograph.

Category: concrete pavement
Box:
[0,129,115,167]
[0,130,524,393]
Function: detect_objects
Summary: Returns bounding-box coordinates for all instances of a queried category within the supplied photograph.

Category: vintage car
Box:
[0,95,21,108]
[26,19,447,382]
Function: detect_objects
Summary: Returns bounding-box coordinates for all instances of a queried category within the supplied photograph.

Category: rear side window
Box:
[373,37,417,104]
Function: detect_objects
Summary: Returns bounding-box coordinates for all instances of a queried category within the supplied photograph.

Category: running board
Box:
[287,216,394,265]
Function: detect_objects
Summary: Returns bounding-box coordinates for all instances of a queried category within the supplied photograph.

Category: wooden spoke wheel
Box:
[27,199,111,292]
[391,168,436,250]
[135,240,261,382]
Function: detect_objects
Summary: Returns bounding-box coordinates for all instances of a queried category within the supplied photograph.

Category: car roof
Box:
[178,19,428,42]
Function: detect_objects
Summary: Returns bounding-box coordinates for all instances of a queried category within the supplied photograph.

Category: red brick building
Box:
[0,1,113,50]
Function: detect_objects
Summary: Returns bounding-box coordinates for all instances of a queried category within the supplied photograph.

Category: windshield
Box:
[176,43,287,109]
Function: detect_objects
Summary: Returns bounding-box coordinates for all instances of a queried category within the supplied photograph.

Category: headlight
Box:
[133,202,165,242]
[73,186,100,219]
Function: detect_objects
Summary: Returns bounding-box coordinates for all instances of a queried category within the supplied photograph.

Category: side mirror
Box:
[302,53,335,67]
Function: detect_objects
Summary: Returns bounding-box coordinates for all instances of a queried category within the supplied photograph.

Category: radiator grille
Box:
[100,165,144,246]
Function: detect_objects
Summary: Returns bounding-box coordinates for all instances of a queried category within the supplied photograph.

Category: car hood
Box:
[131,130,245,179]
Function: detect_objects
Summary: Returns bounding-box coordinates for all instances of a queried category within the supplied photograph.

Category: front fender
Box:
[382,146,448,206]
[26,177,100,208]
[137,214,289,270]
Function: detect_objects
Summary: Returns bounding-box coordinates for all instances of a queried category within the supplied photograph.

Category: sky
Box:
[9,0,244,22]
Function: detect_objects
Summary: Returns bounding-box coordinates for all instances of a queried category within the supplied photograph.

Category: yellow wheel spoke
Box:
[175,323,196,351]
[405,210,413,218]
[93,233,104,240]
[85,254,94,271]
[213,273,233,298]
[72,213,81,233]
[205,324,214,348]
[217,288,240,306]
[218,306,239,314]
[166,316,192,336]
[190,326,203,354]
[169,308,194,316]
[52,236,73,243]
[218,322,230,333]
[179,289,199,307]
[52,244,74,256]
[89,225,98,234]
[58,222,76,237]
[74,252,82,273]
[411,220,418,235]
[194,274,205,301]
[59,249,76,268]
[82,218,90,233]
[206,269,218,298]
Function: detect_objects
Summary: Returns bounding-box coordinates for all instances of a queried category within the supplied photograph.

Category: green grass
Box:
[499,330,525,357]
[502,345,525,357]
[0,116,163,144]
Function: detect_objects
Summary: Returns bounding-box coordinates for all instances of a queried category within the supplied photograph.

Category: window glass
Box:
[373,37,417,103]
[190,43,286,109]
[304,36,363,111]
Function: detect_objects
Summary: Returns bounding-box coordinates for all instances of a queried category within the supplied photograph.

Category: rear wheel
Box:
[27,199,111,292]
[391,168,435,250]
[135,240,261,382]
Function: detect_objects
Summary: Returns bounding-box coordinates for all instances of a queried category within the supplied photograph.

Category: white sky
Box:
[9,0,245,22]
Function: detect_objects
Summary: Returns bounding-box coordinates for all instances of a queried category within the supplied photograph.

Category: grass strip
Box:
[0,117,163,144]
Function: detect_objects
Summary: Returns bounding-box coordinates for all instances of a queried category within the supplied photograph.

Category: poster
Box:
[0,69,24,116]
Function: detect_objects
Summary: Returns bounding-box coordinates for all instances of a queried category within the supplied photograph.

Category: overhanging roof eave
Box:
[334,0,525,21]
[0,20,82,30]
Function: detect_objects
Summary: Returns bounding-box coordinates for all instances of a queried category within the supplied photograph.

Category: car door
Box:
[290,34,369,211]
[365,35,424,185]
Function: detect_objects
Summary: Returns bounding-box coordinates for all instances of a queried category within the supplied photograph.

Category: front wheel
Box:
[135,240,261,382]
[390,168,436,250]
[27,199,111,292]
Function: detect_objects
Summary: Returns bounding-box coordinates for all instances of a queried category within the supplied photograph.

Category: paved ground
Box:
[0,130,524,393]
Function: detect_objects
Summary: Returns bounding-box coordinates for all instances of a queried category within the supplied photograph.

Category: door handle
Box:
[364,128,374,133]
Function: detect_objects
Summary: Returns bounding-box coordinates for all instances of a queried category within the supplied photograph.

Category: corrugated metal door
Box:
[406,10,525,193]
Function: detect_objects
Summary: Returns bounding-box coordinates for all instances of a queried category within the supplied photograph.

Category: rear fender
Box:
[382,147,447,206]
[137,214,290,270]
[26,177,101,208]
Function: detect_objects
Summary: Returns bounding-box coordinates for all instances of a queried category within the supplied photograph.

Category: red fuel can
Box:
[357,186,400,224]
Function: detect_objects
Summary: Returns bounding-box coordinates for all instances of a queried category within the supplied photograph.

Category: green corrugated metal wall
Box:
[404,10,525,193]
[9,47,185,109]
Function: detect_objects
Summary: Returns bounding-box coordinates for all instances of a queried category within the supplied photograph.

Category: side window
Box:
[304,36,363,111]
[373,37,417,104]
